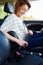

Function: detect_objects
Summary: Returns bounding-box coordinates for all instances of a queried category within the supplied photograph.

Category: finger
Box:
[22,44,26,48]
[25,42,28,47]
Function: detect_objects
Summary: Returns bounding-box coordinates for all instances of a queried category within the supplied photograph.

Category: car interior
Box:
[0,1,43,65]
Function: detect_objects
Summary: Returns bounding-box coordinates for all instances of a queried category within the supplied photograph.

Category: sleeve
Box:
[24,23,28,34]
[0,19,10,32]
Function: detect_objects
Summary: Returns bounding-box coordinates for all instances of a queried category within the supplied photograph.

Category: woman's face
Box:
[16,4,29,17]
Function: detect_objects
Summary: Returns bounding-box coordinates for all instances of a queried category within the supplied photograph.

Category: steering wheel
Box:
[26,23,43,55]
[26,23,43,33]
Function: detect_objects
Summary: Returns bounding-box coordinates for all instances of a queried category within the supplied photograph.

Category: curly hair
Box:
[14,0,31,13]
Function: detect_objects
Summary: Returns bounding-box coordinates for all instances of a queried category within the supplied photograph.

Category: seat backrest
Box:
[0,31,10,64]
[0,19,4,26]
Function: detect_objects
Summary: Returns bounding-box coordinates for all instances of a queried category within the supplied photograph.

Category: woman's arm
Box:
[2,31,28,48]
[3,31,19,43]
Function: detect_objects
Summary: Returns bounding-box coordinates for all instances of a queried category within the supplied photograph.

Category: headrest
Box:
[4,2,14,13]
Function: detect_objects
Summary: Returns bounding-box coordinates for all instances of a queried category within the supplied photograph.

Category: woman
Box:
[0,0,43,65]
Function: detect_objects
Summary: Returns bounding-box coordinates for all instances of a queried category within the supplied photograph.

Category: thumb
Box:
[25,41,28,47]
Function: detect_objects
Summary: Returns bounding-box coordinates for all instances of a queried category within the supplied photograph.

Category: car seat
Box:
[0,31,10,65]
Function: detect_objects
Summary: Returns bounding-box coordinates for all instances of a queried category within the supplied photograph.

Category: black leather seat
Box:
[0,19,4,26]
[0,31,10,65]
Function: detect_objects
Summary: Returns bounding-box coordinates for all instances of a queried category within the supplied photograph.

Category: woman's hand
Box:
[28,30,33,35]
[17,39,28,48]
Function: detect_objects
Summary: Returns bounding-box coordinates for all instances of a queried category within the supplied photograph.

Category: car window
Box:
[21,0,43,21]
[0,5,8,19]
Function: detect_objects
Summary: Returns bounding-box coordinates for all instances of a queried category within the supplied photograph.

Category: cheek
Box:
[20,10,25,15]
[18,10,26,16]
[17,11,22,16]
